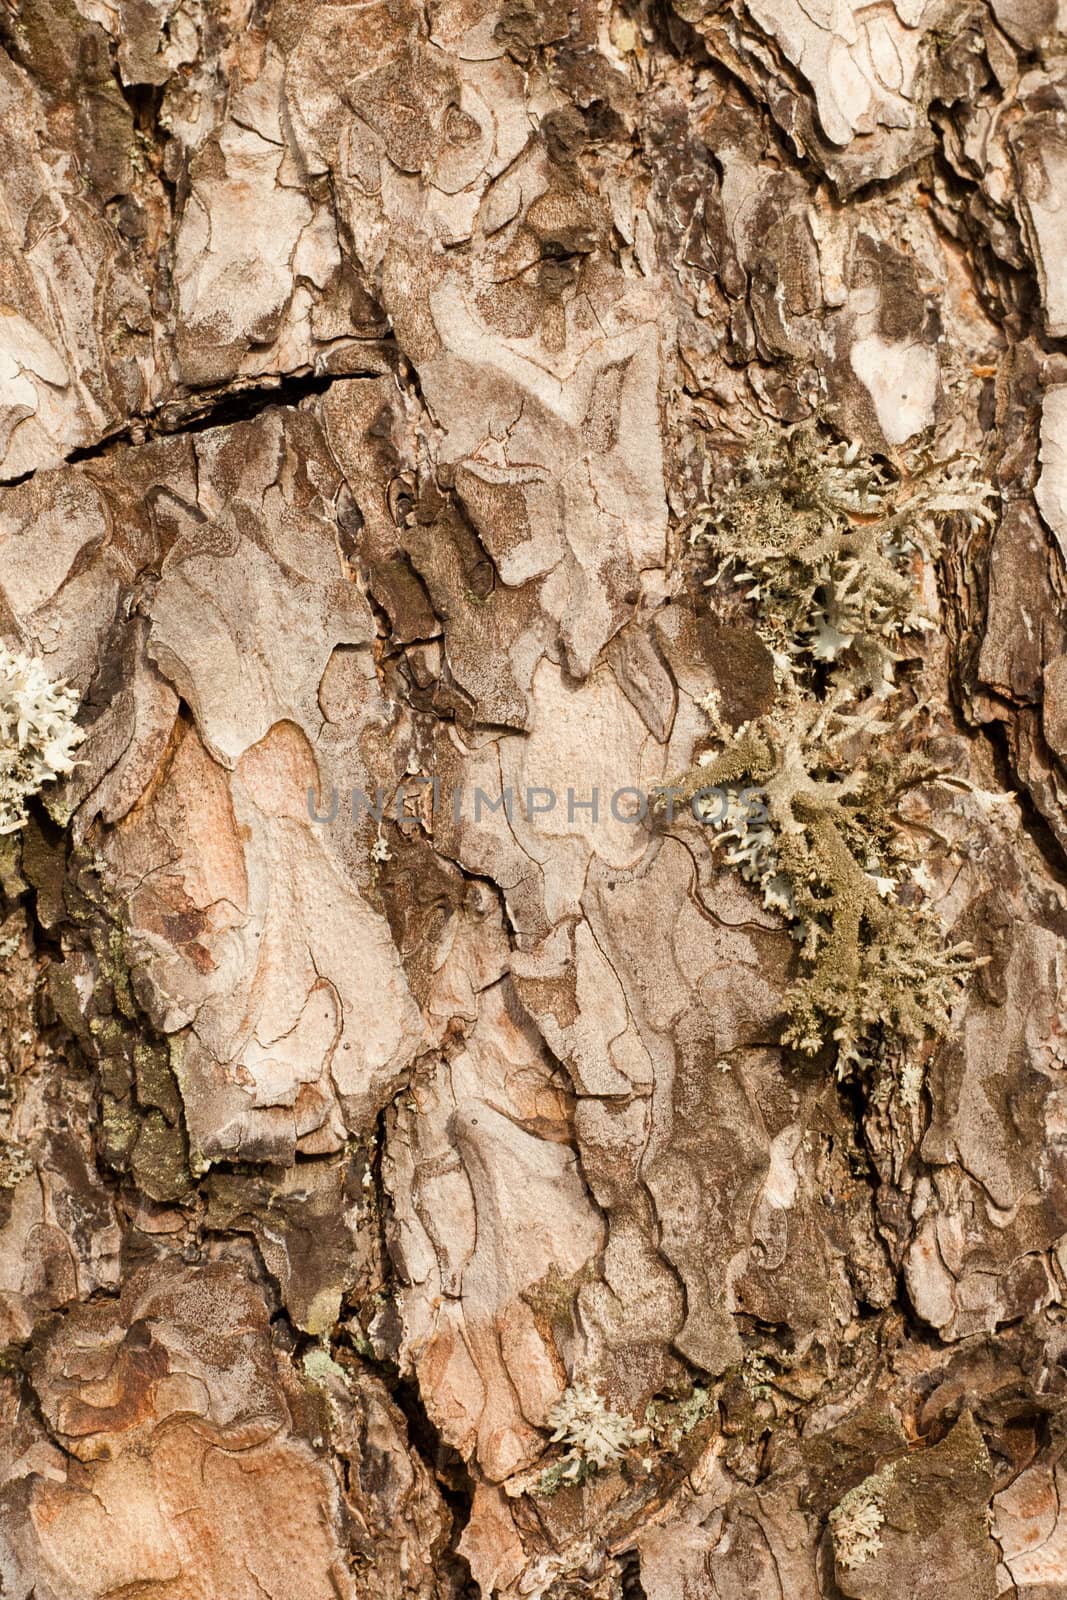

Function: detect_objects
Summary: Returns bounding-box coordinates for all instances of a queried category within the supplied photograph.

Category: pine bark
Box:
[0,1,1066,1596]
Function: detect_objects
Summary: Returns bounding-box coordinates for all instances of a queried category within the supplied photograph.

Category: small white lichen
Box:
[899,1058,925,1110]
[694,782,796,918]
[541,1381,648,1487]
[829,1472,890,1570]
[643,1384,714,1449]
[0,648,84,835]
[302,1344,349,1387]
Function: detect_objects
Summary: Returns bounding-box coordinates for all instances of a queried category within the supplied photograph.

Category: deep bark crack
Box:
[0,363,397,489]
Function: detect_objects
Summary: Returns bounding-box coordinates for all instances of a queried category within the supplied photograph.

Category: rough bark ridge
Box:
[0,0,1066,1595]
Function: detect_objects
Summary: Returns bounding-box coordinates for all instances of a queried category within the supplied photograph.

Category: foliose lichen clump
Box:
[0,647,84,835]
[672,422,997,1079]
[829,1471,890,1569]
[643,1383,714,1449]
[538,1381,648,1492]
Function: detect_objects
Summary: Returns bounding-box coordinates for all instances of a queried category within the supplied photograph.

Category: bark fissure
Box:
[0,366,397,488]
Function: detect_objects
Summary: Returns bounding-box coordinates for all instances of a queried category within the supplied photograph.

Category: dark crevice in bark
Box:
[114,77,166,139]
[935,528,1067,891]
[0,364,396,489]
[112,67,184,224]
[366,1107,400,1347]
[387,1369,478,1597]
[14,804,197,1209]
[366,1115,478,1595]
[633,0,869,211]
[626,0,709,71]
[923,129,1043,344]
[618,1547,649,1599]
[323,1129,479,1588]
[10,1357,80,1464]
[933,512,1067,887]
[978,713,1067,886]
[392,1372,478,1505]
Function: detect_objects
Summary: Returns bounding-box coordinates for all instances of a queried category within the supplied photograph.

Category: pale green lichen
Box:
[537,1381,648,1493]
[829,1467,894,1569]
[0,648,84,834]
[668,422,996,1080]
[644,1383,714,1450]
[302,1344,350,1387]
[689,423,993,696]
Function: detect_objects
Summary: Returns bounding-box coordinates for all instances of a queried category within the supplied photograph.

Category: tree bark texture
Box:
[0,0,1066,1596]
